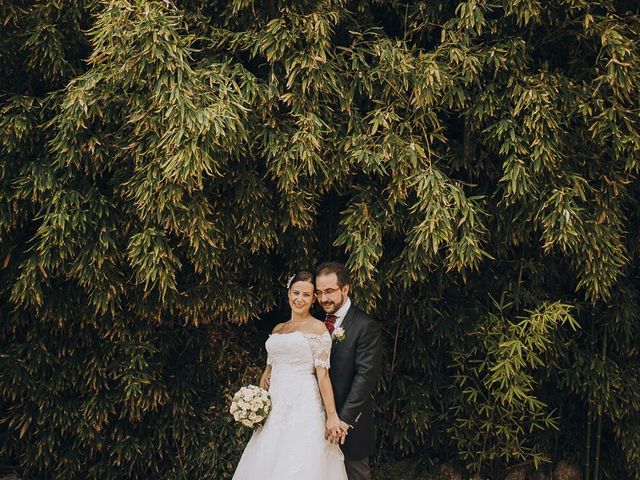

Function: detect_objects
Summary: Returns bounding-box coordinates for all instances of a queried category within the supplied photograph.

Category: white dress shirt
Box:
[330,296,351,333]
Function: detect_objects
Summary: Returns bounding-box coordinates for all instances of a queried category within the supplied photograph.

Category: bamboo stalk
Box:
[584,314,598,480]
[377,309,402,465]
[594,409,603,480]
[585,406,592,480]
[593,330,608,480]
[389,311,401,376]
[553,403,562,468]
[463,116,475,167]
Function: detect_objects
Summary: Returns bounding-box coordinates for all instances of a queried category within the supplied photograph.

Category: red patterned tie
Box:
[324,314,337,334]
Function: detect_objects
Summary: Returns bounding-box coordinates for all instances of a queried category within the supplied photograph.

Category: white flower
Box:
[333,327,346,342]
[229,384,272,429]
[286,274,295,289]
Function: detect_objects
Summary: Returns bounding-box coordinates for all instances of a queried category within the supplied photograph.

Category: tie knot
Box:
[325,314,338,322]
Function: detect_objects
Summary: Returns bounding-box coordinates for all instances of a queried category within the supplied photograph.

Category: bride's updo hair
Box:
[287,271,314,289]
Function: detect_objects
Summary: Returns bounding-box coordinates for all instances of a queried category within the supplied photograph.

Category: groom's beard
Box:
[320,293,346,314]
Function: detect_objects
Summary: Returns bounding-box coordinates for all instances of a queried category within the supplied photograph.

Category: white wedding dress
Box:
[232,331,347,479]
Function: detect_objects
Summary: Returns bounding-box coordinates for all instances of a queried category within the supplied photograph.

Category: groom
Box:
[315,261,383,480]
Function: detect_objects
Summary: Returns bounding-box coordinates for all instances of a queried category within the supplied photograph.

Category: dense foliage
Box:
[1,0,639,479]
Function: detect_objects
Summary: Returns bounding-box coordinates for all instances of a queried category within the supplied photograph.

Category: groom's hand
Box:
[326,419,350,445]
[336,420,350,445]
[326,429,343,445]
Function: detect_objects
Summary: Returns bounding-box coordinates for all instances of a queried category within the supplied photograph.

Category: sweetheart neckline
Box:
[269,331,329,338]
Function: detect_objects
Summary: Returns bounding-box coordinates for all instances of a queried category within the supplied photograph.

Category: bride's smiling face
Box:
[288,280,315,315]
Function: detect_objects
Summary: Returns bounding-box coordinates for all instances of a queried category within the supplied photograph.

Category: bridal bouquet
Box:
[230,385,271,429]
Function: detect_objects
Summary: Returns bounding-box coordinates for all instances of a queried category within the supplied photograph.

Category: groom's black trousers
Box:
[345,456,371,480]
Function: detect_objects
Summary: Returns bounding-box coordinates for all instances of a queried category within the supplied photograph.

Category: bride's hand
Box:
[259,373,270,390]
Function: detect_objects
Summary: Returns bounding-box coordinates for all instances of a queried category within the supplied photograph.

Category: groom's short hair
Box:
[315,261,350,287]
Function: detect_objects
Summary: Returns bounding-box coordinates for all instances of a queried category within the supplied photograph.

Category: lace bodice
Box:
[266,331,331,373]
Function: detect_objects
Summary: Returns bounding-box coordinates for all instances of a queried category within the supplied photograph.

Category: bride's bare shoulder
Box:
[308,318,328,335]
[272,322,288,334]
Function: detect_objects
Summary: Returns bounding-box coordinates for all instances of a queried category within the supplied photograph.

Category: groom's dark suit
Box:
[329,303,382,467]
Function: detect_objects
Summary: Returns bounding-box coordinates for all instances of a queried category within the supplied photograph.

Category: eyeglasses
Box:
[315,287,341,297]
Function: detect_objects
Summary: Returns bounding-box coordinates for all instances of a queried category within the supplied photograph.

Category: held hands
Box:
[325,414,350,445]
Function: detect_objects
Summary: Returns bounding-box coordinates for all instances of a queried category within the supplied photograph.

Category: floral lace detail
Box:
[264,331,331,369]
[305,332,332,369]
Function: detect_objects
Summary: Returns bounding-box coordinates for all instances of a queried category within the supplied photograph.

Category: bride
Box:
[232,271,348,479]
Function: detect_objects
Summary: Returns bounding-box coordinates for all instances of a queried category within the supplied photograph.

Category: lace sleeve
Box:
[307,332,332,369]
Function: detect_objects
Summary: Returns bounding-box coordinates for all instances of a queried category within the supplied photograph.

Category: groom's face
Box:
[315,273,349,314]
